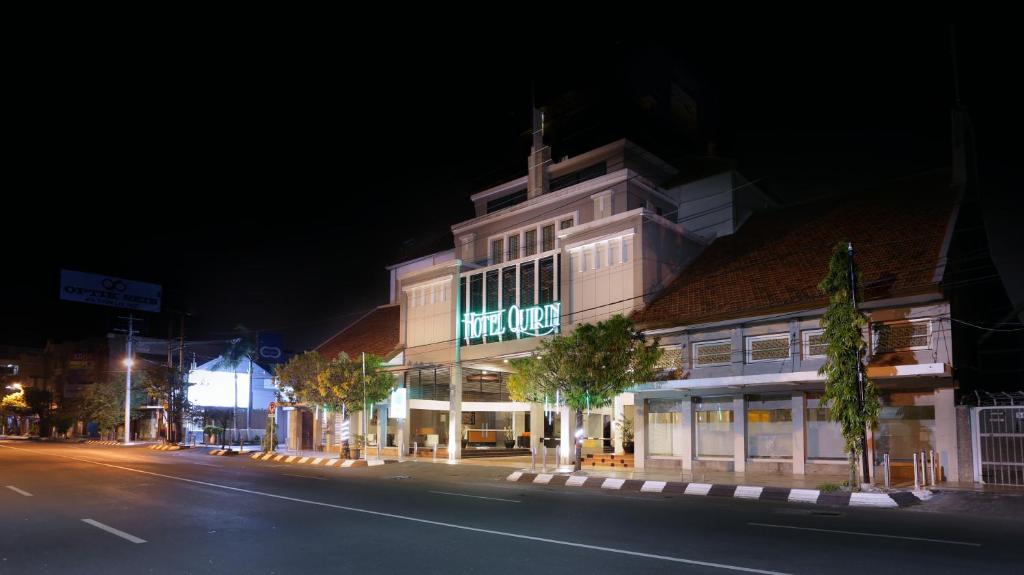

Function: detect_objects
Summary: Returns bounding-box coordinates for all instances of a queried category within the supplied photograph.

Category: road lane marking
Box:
[81,519,147,544]
[0,444,790,575]
[5,485,33,496]
[283,473,326,480]
[747,523,981,547]
[428,491,521,503]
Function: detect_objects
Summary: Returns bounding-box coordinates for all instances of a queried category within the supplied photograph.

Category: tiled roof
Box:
[316,305,401,360]
[633,172,956,329]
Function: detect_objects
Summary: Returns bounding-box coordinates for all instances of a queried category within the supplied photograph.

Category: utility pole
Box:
[119,315,137,445]
[366,349,370,456]
[247,352,253,446]
[847,242,871,485]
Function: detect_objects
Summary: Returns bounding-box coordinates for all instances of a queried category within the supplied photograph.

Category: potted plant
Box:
[616,416,634,454]
[503,426,515,449]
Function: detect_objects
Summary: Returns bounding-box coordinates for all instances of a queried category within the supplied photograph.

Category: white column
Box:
[681,397,693,471]
[733,397,746,473]
[612,395,624,454]
[529,402,543,454]
[448,364,462,461]
[634,395,646,469]
[934,387,958,482]
[791,392,806,475]
[560,405,573,466]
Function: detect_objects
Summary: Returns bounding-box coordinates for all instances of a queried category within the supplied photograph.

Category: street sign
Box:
[60,270,161,312]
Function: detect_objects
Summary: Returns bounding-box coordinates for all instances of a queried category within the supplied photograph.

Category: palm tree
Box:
[214,331,255,451]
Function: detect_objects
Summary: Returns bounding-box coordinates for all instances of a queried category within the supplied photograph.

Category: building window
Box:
[802,329,827,359]
[621,237,630,263]
[542,224,555,252]
[653,346,682,380]
[519,262,535,307]
[693,339,731,367]
[524,229,537,257]
[806,393,844,460]
[469,274,483,344]
[695,397,733,457]
[873,320,931,353]
[491,238,503,265]
[873,392,935,464]
[745,333,790,363]
[560,218,574,230]
[507,234,520,261]
[538,256,555,305]
[646,399,683,456]
[486,188,528,214]
[501,266,516,309]
[746,395,792,459]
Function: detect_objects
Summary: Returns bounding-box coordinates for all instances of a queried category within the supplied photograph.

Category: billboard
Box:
[60,270,161,313]
[257,333,285,363]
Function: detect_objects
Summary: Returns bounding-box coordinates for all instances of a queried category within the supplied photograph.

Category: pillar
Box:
[448,364,462,461]
[733,396,746,473]
[792,392,806,475]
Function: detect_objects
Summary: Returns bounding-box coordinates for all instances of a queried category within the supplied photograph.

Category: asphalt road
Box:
[0,441,1019,574]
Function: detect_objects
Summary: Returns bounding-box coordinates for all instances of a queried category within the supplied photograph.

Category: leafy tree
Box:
[275,351,329,405]
[202,407,234,447]
[23,388,54,437]
[139,364,193,443]
[818,241,879,489]
[80,377,148,440]
[508,314,662,471]
[317,352,394,455]
[317,353,394,414]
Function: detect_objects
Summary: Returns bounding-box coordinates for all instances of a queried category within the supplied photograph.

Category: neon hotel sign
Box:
[462,302,561,342]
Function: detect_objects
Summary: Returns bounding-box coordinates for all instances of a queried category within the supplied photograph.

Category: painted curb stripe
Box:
[849,493,898,508]
[312,458,323,465]
[788,489,820,504]
[298,457,310,464]
[641,481,666,493]
[533,474,553,484]
[565,476,587,487]
[601,478,626,490]
[507,472,523,481]
[734,486,763,500]
[684,483,713,496]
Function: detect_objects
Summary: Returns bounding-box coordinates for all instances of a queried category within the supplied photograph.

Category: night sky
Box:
[3,26,1017,353]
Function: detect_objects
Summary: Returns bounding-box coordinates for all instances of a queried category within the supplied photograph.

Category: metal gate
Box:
[972,406,1024,485]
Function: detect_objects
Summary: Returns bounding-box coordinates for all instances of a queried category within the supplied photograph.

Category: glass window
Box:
[695,397,733,457]
[746,334,790,363]
[746,395,792,459]
[519,262,535,308]
[501,266,516,309]
[542,224,555,252]
[803,330,826,359]
[872,392,935,464]
[693,340,731,367]
[646,399,682,456]
[524,229,537,257]
[806,394,844,460]
[608,241,618,266]
[538,256,555,305]
[485,270,499,311]
[491,238,503,265]
[507,235,520,261]
[874,320,930,353]
[469,274,483,344]
[560,218,574,230]
[622,237,630,263]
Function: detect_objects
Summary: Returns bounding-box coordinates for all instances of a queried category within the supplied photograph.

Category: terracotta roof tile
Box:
[316,305,401,360]
[633,172,956,329]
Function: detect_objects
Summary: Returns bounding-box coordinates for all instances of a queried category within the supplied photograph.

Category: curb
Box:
[83,440,121,446]
[149,444,190,451]
[505,472,930,508]
[247,451,397,468]
[208,449,240,456]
